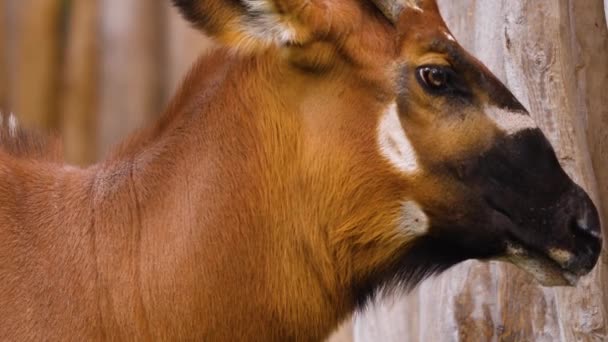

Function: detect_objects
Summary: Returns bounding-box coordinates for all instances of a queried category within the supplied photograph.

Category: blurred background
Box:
[1,0,607,341]
[0,0,213,165]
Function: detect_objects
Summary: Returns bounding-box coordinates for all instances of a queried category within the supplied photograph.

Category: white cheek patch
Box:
[377,103,420,174]
[398,201,429,237]
[485,106,537,135]
[241,0,296,45]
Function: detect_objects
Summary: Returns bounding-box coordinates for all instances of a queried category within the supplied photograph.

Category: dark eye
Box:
[418,66,449,91]
[416,65,471,99]
[418,65,452,92]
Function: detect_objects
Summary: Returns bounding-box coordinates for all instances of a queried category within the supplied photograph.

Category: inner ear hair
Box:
[172,0,311,51]
[369,0,405,24]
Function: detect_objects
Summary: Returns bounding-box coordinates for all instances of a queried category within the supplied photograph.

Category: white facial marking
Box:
[503,242,576,286]
[398,201,429,237]
[242,0,296,44]
[378,103,419,174]
[548,248,573,267]
[485,106,537,135]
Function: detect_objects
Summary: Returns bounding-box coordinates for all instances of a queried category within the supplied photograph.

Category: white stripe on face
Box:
[398,200,429,237]
[485,106,537,135]
[378,103,419,174]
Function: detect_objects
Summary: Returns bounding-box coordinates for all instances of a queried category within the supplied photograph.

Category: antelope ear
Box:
[369,0,432,23]
[171,0,310,51]
[369,0,405,23]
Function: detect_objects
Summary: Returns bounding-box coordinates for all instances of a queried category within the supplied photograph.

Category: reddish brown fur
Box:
[0,0,600,341]
[0,12,404,337]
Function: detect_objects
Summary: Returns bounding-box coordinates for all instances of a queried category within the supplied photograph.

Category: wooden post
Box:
[12,0,63,129]
[354,1,608,341]
[60,0,98,165]
[97,0,166,155]
[0,1,6,110]
[164,2,214,104]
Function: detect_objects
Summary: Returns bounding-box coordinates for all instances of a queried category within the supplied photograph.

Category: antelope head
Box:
[368,0,602,290]
[172,0,602,304]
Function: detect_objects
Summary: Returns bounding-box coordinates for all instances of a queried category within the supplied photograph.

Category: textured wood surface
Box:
[354,1,608,341]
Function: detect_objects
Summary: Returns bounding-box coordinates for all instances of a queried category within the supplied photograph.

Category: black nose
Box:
[567,188,602,273]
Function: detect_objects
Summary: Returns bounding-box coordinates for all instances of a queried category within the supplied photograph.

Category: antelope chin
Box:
[499,241,579,287]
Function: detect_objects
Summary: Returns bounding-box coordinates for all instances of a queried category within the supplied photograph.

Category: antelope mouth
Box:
[499,240,579,286]
[484,197,581,286]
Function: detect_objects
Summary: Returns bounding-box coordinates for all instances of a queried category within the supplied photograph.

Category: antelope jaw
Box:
[499,241,579,287]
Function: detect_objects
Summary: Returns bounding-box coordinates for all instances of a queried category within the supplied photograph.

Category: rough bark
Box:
[97,0,166,155]
[569,0,608,320]
[354,1,608,341]
[60,0,98,165]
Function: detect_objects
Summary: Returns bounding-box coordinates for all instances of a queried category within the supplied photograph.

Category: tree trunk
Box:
[60,0,99,165]
[164,2,214,103]
[97,0,166,155]
[354,1,608,341]
[605,0,608,29]
[12,0,63,129]
[0,1,7,110]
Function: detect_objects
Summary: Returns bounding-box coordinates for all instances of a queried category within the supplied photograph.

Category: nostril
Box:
[569,216,602,240]
[558,189,602,273]
[566,211,603,271]
[572,187,603,240]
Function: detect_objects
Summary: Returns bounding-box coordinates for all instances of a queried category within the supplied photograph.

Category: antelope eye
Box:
[418,66,449,91]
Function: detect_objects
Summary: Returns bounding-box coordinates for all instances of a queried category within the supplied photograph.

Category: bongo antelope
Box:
[0,0,602,340]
